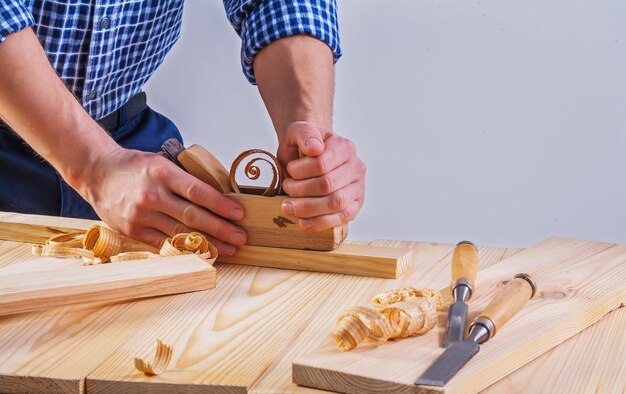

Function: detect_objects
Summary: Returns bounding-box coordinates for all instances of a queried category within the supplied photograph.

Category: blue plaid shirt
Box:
[0,0,341,119]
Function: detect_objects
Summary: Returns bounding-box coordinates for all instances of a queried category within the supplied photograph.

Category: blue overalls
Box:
[0,99,183,219]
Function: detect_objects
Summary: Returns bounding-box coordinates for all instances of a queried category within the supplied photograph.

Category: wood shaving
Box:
[32,228,218,266]
[372,288,442,309]
[332,288,442,351]
[134,339,173,376]
[159,232,218,264]
[229,149,285,196]
[83,225,123,262]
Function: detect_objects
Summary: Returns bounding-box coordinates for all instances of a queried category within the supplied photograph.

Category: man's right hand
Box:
[0,28,245,255]
[75,146,246,255]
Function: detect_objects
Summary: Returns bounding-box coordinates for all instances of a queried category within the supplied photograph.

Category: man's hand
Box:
[254,35,366,231]
[0,28,246,255]
[78,147,246,254]
[277,122,366,231]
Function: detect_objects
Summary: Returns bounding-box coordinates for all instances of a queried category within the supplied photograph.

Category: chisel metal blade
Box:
[415,339,480,387]
[444,300,468,347]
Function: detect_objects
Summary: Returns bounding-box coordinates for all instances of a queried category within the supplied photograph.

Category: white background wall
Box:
[145,0,625,248]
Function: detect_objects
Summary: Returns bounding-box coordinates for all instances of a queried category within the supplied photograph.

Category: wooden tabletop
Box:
[0,215,622,393]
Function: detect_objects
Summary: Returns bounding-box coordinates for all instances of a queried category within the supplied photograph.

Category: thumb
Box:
[286,121,326,157]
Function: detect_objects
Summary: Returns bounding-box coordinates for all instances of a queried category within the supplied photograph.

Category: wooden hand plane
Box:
[161,139,348,251]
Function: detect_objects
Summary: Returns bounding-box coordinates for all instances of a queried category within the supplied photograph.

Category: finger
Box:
[283,160,360,197]
[157,192,247,246]
[281,182,363,218]
[285,122,327,157]
[147,212,238,257]
[298,199,364,232]
[130,227,169,250]
[156,164,244,221]
[286,135,355,180]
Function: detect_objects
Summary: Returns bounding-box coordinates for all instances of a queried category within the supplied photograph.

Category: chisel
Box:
[444,240,478,347]
[415,273,537,387]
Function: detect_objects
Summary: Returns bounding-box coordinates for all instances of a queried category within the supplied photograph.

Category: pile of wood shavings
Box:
[332,287,442,351]
[32,225,218,265]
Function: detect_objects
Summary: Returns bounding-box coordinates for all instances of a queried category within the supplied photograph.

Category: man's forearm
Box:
[0,28,117,189]
[253,35,335,137]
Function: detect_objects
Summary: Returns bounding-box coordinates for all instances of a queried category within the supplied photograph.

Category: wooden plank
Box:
[227,193,348,251]
[0,213,403,278]
[0,255,216,316]
[0,236,622,393]
[218,242,412,278]
[0,219,91,245]
[83,256,366,392]
[292,237,626,393]
[81,240,422,392]
[482,306,626,394]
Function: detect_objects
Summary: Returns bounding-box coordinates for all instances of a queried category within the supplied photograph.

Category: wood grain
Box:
[0,214,400,278]
[0,213,622,393]
[293,237,626,393]
[226,193,348,251]
[218,241,412,278]
[482,306,626,394]
[250,241,524,394]
[0,255,216,316]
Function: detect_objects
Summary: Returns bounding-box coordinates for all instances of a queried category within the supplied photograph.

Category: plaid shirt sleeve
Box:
[0,1,35,44]
[223,0,342,84]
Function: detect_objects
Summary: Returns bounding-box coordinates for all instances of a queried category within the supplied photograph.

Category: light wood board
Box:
[0,213,622,393]
[0,212,408,278]
[0,255,216,316]
[218,242,412,278]
[292,237,626,393]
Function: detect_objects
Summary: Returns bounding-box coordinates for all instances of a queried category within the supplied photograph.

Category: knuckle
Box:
[339,209,351,224]
[318,175,333,194]
[181,204,198,226]
[186,182,201,202]
[148,161,169,180]
[138,187,159,206]
[314,157,327,175]
[346,139,356,155]
[328,191,346,211]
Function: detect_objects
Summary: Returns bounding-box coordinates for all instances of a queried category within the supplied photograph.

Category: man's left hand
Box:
[277,121,366,231]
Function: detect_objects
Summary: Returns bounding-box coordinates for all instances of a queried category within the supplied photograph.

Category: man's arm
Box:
[254,35,366,231]
[0,28,246,254]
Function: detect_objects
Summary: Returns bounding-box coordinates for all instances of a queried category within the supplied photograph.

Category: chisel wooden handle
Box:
[451,241,478,295]
[473,273,536,339]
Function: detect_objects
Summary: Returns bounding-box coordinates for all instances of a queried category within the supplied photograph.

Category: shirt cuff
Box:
[0,2,35,44]
[238,0,342,85]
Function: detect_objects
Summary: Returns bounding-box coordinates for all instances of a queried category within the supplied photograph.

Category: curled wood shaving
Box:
[32,244,95,260]
[83,225,123,262]
[134,339,173,376]
[229,149,285,196]
[159,232,218,264]
[46,232,85,248]
[332,288,442,351]
[31,228,218,266]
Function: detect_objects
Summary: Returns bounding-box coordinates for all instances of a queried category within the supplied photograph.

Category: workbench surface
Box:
[0,214,623,393]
